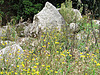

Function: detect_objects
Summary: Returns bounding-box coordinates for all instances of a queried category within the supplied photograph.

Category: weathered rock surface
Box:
[0,44,23,58]
[0,44,23,65]
[93,20,100,26]
[24,2,65,37]
[70,23,79,32]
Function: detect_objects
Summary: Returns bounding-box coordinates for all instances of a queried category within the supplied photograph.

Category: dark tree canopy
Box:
[0,0,99,25]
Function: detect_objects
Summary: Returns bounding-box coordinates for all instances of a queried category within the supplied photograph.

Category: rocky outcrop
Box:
[70,23,79,33]
[24,2,65,37]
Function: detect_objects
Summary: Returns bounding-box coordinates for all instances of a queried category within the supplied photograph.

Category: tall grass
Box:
[0,0,100,75]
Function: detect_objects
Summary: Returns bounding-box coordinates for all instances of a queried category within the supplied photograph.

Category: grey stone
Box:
[24,2,65,37]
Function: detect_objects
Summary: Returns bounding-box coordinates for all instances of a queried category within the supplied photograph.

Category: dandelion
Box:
[42,65,45,67]
[48,72,50,74]
[96,63,100,66]
[42,46,46,48]
[80,55,85,58]
[24,59,27,61]
[17,65,19,68]
[67,52,70,54]
[94,60,97,63]
[60,53,66,57]
[0,72,3,74]
[85,47,88,50]
[18,51,20,53]
[46,68,48,71]
[91,59,93,61]
[48,54,50,56]
[5,42,7,45]
[18,57,20,60]
[33,66,37,68]
[46,65,50,68]
[35,71,39,74]
[15,72,18,75]
[20,73,23,75]
[56,51,59,53]
[62,62,65,64]
[69,54,72,57]
[2,43,5,46]
[50,70,53,72]
[48,42,50,44]
[36,63,39,65]
[55,42,59,44]
[9,53,11,55]
[87,54,89,56]
[22,64,25,67]
[80,52,83,54]
[32,69,36,72]
[23,50,25,52]
[55,71,58,73]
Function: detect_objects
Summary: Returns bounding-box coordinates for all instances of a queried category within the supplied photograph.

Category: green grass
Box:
[0,19,100,75]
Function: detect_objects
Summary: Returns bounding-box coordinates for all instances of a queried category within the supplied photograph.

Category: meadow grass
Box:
[0,19,100,75]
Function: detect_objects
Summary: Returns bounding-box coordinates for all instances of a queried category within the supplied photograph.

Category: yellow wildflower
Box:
[96,63,100,66]
[55,42,59,44]
[46,68,48,71]
[17,65,19,68]
[35,71,39,74]
[42,46,46,48]
[0,72,3,74]
[36,63,39,65]
[55,71,58,73]
[33,66,37,68]
[42,65,45,67]
[9,53,11,55]
[50,70,53,72]
[15,72,17,75]
[80,55,85,58]
[2,43,5,46]
[48,42,50,44]
[22,64,25,67]
[94,60,97,63]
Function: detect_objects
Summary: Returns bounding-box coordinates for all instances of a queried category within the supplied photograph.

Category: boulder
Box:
[0,44,23,66]
[69,23,79,32]
[0,40,16,50]
[93,20,100,26]
[24,2,65,37]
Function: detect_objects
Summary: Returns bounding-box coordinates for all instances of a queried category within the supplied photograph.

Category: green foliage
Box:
[0,0,4,5]
[59,0,75,24]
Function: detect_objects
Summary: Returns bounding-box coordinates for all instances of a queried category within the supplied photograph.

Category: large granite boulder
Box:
[24,2,65,37]
[0,44,23,67]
